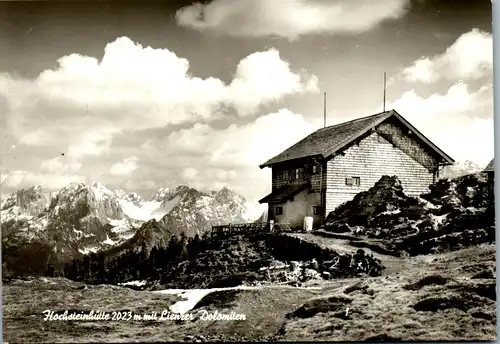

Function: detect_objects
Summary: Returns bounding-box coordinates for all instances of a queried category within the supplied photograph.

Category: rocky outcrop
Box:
[325,176,424,231]
[154,232,384,290]
[324,174,495,256]
[102,218,173,259]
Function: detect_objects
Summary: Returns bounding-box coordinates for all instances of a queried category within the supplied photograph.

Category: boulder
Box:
[323,174,495,256]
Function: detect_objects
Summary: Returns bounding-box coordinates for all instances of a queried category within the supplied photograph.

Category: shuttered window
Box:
[345,177,361,186]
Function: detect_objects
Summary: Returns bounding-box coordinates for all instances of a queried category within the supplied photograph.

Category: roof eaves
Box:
[259,154,323,169]
[258,183,309,203]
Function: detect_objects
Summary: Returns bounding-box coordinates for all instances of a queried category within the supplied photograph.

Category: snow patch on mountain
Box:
[2,181,265,275]
[440,160,483,180]
[91,181,114,202]
[78,246,99,255]
[103,235,118,246]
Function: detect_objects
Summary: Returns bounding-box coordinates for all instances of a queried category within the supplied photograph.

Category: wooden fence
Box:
[211,221,292,236]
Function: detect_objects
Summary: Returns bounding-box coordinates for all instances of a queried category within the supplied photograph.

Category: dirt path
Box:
[286,232,418,276]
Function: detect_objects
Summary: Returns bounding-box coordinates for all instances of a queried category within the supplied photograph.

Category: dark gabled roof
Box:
[483,159,494,172]
[258,183,309,204]
[259,109,455,168]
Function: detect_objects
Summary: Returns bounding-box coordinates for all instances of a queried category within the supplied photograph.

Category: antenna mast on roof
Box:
[383,72,387,112]
[323,92,327,128]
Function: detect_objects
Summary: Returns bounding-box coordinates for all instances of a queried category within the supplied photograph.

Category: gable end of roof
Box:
[259,109,455,168]
[483,158,494,172]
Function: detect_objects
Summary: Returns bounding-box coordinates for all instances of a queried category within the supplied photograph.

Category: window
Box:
[313,206,322,215]
[312,165,320,174]
[275,206,283,215]
[282,170,288,180]
[295,168,304,180]
[345,177,361,186]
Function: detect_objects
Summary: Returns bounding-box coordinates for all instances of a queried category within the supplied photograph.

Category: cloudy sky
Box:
[0,0,494,203]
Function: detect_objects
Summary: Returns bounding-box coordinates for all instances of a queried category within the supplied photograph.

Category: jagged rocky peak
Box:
[113,188,141,201]
[179,185,206,201]
[60,182,87,192]
[123,192,143,206]
[49,181,124,220]
[113,188,127,199]
[150,187,172,202]
[89,181,124,219]
[52,182,88,207]
[130,217,172,250]
[90,181,115,199]
[151,185,203,205]
[215,186,246,203]
[440,160,483,180]
[1,184,53,215]
[171,185,198,198]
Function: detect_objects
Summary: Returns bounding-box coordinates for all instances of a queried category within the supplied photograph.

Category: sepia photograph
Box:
[0,0,496,342]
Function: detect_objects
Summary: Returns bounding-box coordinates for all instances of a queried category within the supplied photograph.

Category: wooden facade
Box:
[265,157,326,229]
[259,110,454,230]
[324,121,442,212]
[483,159,494,200]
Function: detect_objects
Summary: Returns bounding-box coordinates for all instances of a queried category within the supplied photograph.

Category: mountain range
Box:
[1,160,481,276]
[439,160,483,180]
[1,182,265,276]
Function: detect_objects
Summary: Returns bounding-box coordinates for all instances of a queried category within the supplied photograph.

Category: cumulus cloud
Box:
[389,82,492,116]
[109,156,139,176]
[158,108,321,202]
[67,129,117,158]
[402,29,493,83]
[166,108,319,166]
[40,156,82,174]
[1,37,317,175]
[2,37,317,140]
[176,0,409,40]
[385,82,493,167]
[227,49,318,113]
[0,36,318,195]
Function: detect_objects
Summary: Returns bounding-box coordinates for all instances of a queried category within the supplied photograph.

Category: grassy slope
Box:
[276,243,496,342]
[3,278,180,343]
[4,242,496,342]
[3,278,320,343]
